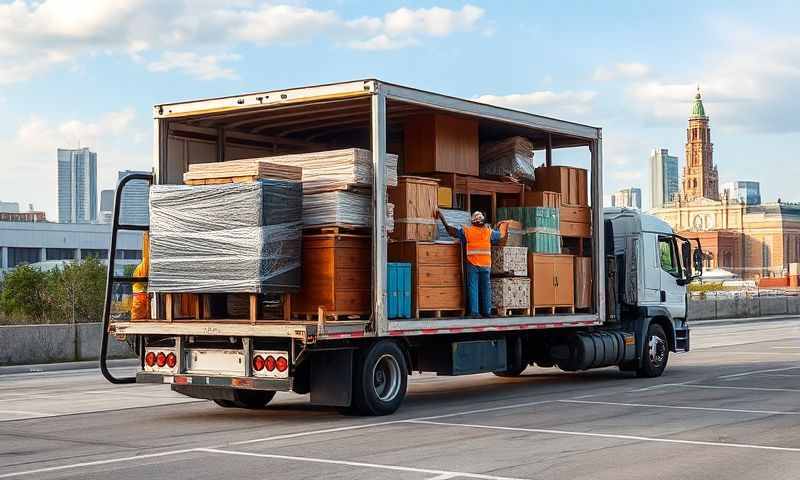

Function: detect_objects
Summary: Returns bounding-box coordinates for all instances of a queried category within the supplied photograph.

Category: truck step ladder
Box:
[100,172,153,384]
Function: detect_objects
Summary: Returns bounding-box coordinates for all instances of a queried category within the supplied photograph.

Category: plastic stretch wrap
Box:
[479,136,536,184]
[302,191,394,229]
[247,148,398,194]
[436,208,470,241]
[148,181,302,293]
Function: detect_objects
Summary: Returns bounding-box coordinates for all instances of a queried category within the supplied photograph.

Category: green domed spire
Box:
[691,86,706,118]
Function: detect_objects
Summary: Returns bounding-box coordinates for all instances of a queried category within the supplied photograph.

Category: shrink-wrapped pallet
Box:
[497,206,561,254]
[491,277,531,311]
[218,148,397,194]
[148,180,302,293]
[302,191,394,230]
[491,246,528,276]
[479,136,536,183]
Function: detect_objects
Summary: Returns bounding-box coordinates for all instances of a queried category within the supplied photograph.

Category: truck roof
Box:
[153,79,601,145]
[605,207,674,235]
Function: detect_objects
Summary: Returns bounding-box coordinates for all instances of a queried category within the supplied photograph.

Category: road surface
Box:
[1,318,799,479]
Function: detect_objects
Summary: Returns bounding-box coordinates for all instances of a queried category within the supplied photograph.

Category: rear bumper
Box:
[136,372,292,391]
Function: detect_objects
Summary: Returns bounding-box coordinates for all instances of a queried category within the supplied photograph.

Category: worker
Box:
[130,232,150,320]
[438,210,509,317]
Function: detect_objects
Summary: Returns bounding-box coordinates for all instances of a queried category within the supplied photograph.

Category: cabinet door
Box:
[532,260,555,306]
[554,258,574,306]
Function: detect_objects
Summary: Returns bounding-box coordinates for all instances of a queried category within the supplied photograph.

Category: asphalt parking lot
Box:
[1,317,799,480]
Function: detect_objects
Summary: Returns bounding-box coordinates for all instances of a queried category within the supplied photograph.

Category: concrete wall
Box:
[688,295,800,321]
[0,323,133,366]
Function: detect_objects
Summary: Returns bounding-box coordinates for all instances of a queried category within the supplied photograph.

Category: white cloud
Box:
[593,62,650,81]
[147,51,240,80]
[473,90,597,117]
[0,1,486,83]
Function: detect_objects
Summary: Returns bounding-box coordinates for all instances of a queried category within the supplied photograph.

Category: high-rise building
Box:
[57,147,97,223]
[99,189,114,224]
[0,201,20,213]
[682,88,719,201]
[117,170,150,225]
[611,188,642,209]
[721,181,761,205]
[649,148,679,209]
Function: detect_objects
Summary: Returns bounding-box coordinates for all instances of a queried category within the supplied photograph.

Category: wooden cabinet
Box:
[389,176,439,241]
[292,234,371,319]
[389,241,464,317]
[403,114,479,176]
[533,166,588,206]
[528,253,575,313]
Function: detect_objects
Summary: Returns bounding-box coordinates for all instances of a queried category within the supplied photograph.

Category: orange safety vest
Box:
[462,225,492,267]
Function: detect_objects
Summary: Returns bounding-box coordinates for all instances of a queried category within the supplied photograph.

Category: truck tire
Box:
[352,340,408,416]
[637,323,669,378]
[213,390,276,409]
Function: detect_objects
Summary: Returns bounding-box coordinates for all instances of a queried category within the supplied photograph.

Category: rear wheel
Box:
[352,341,408,416]
[636,323,669,378]
[213,390,276,409]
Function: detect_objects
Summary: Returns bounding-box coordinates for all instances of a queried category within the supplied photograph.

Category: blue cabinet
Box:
[387,262,412,319]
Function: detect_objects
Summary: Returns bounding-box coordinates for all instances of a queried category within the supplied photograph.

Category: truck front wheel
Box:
[637,323,669,378]
[352,341,408,416]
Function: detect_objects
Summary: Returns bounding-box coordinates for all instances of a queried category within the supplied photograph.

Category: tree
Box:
[0,265,50,321]
[49,258,106,323]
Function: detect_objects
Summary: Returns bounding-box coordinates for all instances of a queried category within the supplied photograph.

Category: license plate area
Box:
[184,348,246,376]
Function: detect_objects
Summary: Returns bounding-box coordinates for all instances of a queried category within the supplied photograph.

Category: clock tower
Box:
[682,88,719,201]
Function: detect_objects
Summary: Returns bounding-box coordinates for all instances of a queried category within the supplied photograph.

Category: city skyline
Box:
[57,147,97,224]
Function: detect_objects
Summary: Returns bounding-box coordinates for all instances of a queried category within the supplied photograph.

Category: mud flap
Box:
[310,349,353,407]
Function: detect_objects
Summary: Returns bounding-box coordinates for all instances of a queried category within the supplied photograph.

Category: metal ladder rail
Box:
[100,172,153,384]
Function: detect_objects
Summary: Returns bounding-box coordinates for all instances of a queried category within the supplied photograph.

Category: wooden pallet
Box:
[418,308,465,319]
[533,305,576,315]
[293,311,370,321]
[163,292,292,323]
[494,306,531,317]
[184,175,261,186]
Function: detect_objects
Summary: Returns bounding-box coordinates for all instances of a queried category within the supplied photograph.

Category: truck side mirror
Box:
[681,241,692,279]
[693,248,704,277]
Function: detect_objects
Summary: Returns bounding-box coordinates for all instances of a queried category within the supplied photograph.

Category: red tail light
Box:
[166,352,177,368]
[265,355,276,372]
[253,355,265,371]
[145,352,156,367]
[156,352,167,367]
[276,356,288,372]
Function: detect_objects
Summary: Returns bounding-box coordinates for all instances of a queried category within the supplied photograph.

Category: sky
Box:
[1,0,799,219]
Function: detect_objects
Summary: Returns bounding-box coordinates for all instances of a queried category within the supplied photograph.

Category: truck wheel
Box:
[637,323,669,378]
[352,341,408,416]
[213,390,276,409]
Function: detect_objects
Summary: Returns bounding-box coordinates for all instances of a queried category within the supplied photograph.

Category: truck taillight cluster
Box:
[252,350,289,378]
[144,349,177,372]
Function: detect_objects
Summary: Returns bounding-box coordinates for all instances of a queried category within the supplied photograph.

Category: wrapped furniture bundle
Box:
[202,148,398,194]
[479,136,536,183]
[302,191,394,230]
[148,180,303,293]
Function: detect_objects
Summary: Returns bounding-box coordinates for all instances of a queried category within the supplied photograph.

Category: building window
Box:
[762,240,771,273]
[115,249,142,260]
[46,248,76,261]
[82,249,108,260]
[7,247,41,268]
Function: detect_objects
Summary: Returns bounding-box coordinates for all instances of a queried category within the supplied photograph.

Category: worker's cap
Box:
[471,211,485,223]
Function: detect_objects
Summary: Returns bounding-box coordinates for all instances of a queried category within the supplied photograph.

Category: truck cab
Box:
[604,207,702,375]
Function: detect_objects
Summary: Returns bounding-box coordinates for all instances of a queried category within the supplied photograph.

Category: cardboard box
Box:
[491,277,531,310]
[499,220,523,247]
[491,246,528,276]
[574,256,592,309]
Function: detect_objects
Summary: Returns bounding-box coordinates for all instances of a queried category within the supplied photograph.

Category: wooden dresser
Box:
[292,234,371,319]
[388,241,464,318]
[528,253,575,313]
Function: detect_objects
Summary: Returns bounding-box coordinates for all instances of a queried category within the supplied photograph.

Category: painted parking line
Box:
[666,384,800,393]
[407,420,800,453]
[197,448,528,480]
[558,399,800,416]
[718,366,800,380]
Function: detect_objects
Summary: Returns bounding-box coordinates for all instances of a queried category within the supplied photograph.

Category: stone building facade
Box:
[651,90,800,279]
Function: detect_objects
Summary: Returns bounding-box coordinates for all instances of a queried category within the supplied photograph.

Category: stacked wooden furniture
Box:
[490,246,530,316]
[574,256,593,311]
[432,174,525,223]
[534,166,591,241]
[403,114,479,177]
[292,234,371,320]
[528,253,575,314]
[183,160,302,185]
[389,176,439,241]
[388,241,464,318]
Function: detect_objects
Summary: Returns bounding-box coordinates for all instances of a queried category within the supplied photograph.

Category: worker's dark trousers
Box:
[466,263,492,316]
